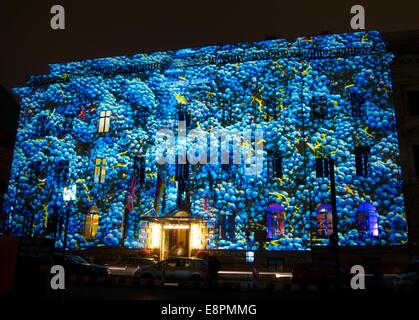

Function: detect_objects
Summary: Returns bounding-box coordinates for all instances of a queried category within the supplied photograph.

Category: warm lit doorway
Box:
[162,224,190,260]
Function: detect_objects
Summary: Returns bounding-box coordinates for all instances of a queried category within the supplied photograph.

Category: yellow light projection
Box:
[190,223,205,249]
[148,223,162,249]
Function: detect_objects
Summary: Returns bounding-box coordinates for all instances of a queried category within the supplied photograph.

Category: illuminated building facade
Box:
[2,31,408,260]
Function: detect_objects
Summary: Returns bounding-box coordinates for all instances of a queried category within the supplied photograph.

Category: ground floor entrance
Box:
[144,212,211,261]
[162,224,190,260]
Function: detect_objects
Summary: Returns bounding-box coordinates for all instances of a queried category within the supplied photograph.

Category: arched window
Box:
[316,204,333,237]
[357,202,379,237]
[266,203,285,239]
[83,206,99,239]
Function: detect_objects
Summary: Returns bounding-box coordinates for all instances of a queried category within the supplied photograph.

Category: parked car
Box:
[292,262,346,287]
[52,253,110,279]
[394,262,419,292]
[135,257,208,283]
[107,257,157,276]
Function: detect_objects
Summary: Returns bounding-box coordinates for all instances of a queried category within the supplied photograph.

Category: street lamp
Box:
[62,184,77,252]
[328,158,341,291]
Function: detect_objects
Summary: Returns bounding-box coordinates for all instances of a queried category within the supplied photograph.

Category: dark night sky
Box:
[1,0,419,102]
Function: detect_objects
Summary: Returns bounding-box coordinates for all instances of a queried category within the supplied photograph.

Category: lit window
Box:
[98,111,111,133]
[246,251,254,263]
[316,204,333,237]
[315,156,330,178]
[355,146,370,177]
[218,213,235,240]
[267,150,283,178]
[266,203,285,239]
[358,203,379,237]
[94,158,107,183]
[84,213,99,239]
[63,185,77,202]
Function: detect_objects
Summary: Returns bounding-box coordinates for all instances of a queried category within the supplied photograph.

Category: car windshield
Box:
[67,255,88,264]
[127,259,154,265]
[200,260,208,267]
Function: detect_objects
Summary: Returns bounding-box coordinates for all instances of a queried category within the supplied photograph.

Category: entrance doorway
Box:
[162,225,190,260]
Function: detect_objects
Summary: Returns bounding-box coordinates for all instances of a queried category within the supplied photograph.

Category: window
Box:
[30,160,43,180]
[355,146,370,177]
[165,259,178,268]
[55,160,69,185]
[218,213,235,240]
[266,203,285,239]
[98,111,111,133]
[135,107,148,128]
[94,158,107,183]
[178,108,191,128]
[175,157,190,211]
[358,203,379,237]
[37,115,48,137]
[315,156,330,178]
[267,150,283,178]
[62,117,73,135]
[221,142,234,172]
[267,257,285,272]
[83,213,99,239]
[316,204,333,237]
[350,92,365,117]
[63,184,77,201]
[45,210,58,237]
[311,96,327,119]
[175,158,190,182]
[246,251,254,263]
[407,91,419,116]
[183,259,193,268]
[133,156,146,188]
[266,212,285,239]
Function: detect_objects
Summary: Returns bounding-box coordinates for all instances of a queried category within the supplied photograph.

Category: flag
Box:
[154,172,165,216]
[78,107,87,120]
[126,173,141,212]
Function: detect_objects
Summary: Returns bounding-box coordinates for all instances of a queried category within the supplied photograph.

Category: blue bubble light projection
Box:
[3,31,408,253]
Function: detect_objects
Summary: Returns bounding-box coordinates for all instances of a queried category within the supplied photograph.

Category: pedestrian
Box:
[176,241,186,256]
[208,256,221,290]
[252,266,259,289]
